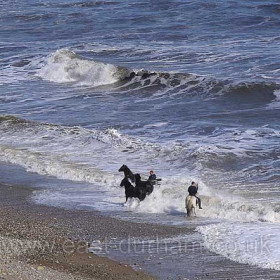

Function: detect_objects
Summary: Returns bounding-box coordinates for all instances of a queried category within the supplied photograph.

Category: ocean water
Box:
[1,0,280,272]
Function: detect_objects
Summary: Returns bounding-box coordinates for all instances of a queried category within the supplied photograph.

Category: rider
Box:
[148,170,157,185]
[188,181,202,209]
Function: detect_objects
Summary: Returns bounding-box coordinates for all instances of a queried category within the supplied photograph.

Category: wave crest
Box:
[36,49,280,100]
[37,49,130,86]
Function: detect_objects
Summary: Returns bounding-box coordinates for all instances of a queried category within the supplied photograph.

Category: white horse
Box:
[185,195,197,217]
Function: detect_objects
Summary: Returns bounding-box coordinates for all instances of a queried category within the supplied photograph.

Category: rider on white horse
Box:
[188,181,202,209]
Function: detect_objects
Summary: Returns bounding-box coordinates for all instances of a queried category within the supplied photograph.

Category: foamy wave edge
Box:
[197,222,280,270]
[0,115,279,224]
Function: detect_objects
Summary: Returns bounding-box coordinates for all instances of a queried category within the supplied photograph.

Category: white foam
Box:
[198,194,280,223]
[37,49,121,87]
[0,145,118,186]
[0,118,190,182]
[268,89,280,109]
[144,122,169,128]
[0,117,279,225]
[197,222,280,270]
[127,184,185,214]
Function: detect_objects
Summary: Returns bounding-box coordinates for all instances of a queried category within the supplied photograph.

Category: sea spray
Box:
[37,49,128,86]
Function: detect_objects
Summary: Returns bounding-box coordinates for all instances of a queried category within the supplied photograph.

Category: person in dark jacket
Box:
[148,170,157,185]
[188,181,202,209]
[149,170,156,181]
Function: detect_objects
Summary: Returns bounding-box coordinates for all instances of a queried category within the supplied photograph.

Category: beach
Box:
[0,169,280,280]
[0,182,156,280]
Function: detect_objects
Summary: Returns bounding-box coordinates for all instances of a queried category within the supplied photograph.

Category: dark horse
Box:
[135,174,154,196]
[120,177,146,202]
[118,164,135,183]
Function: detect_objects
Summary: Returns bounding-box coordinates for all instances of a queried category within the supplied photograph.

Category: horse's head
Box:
[118,164,127,172]
[120,177,132,188]
[120,177,126,187]
[134,173,141,182]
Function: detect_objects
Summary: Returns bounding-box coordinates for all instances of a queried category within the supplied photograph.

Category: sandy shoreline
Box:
[1,174,280,280]
[0,182,157,280]
[0,180,195,280]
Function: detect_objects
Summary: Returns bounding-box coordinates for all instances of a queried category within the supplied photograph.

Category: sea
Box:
[0,0,280,274]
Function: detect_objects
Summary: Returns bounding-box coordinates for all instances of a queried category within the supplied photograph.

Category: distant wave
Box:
[37,49,280,100]
[58,1,119,8]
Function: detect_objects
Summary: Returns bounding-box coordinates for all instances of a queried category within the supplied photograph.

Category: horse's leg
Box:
[187,209,190,217]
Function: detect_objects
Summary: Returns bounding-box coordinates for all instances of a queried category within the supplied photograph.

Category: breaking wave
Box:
[0,115,186,186]
[36,49,280,100]
[36,49,129,87]
[0,115,278,186]
[0,115,279,227]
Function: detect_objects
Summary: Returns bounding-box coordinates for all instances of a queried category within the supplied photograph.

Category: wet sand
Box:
[0,180,280,280]
[0,181,193,280]
[0,183,155,280]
